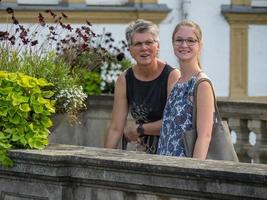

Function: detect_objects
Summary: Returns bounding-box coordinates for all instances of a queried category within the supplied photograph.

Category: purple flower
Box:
[116,53,125,61]
[61,12,68,19]
[6,8,14,14]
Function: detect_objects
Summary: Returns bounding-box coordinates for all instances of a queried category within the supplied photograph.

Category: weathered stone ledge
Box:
[0,144,266,200]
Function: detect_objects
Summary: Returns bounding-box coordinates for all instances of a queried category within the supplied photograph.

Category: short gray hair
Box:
[125,19,159,45]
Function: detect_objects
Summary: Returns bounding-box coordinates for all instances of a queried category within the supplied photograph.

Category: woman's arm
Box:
[193,81,214,159]
[124,120,162,141]
[167,68,181,96]
[104,72,128,149]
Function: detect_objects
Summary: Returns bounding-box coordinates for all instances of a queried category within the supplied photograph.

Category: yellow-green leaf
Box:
[42,91,54,98]
[33,104,43,113]
[12,94,29,106]
[29,123,34,131]
[37,78,53,87]
[19,103,31,112]
[9,114,21,125]
[0,109,8,117]
[37,96,47,104]
[41,117,53,128]
[7,72,17,82]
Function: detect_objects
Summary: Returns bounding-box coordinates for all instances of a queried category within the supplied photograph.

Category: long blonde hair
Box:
[172,20,202,68]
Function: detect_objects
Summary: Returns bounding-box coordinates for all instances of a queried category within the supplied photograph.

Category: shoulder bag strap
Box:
[192,78,223,129]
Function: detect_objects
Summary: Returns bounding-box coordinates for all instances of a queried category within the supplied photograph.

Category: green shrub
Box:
[0,48,87,123]
[77,69,101,95]
[0,8,132,123]
[0,48,78,92]
[0,71,55,167]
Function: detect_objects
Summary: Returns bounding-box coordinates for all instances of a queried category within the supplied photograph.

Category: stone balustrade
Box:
[0,144,267,200]
[50,95,267,164]
[218,100,267,164]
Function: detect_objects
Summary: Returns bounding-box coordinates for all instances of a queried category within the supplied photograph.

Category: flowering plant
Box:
[55,86,87,122]
[100,57,132,93]
[0,7,132,123]
[58,27,132,94]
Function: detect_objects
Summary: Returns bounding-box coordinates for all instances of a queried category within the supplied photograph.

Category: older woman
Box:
[104,19,180,153]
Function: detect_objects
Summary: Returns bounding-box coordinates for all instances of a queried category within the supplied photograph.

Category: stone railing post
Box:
[248,120,267,163]
[228,118,251,162]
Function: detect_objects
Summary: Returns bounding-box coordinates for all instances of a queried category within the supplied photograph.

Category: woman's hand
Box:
[124,121,139,142]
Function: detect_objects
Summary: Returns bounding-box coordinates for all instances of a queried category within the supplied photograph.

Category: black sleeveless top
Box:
[125,64,174,153]
[126,64,174,124]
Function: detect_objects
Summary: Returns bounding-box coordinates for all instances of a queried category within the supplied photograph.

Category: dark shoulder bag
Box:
[182,78,239,162]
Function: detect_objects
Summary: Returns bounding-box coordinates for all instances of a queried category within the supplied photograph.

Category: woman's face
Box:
[129,32,159,66]
[172,25,201,63]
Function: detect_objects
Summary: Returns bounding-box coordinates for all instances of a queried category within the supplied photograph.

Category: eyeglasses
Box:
[173,38,198,46]
[131,40,157,48]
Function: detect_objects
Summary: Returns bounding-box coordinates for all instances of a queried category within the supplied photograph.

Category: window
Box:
[251,0,267,7]
[86,0,128,5]
[17,0,60,5]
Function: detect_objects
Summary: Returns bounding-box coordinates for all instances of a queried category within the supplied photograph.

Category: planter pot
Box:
[49,95,114,148]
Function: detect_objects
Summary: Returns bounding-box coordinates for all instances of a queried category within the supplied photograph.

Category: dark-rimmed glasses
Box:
[174,38,198,46]
[131,40,158,48]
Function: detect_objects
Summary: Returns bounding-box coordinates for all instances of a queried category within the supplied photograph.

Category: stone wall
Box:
[49,95,267,163]
[0,144,267,200]
[49,95,114,148]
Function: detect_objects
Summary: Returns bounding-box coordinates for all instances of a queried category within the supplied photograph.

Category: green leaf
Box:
[25,131,34,140]
[32,137,48,149]
[19,103,31,112]
[18,76,36,88]
[12,94,29,106]
[44,101,55,113]
[0,141,12,149]
[32,104,43,113]
[42,90,54,98]
[7,107,16,117]
[19,137,27,146]
[0,108,8,117]
[0,132,5,140]
[29,123,34,131]
[37,96,46,104]
[41,117,53,128]
[4,128,15,134]
[37,78,53,87]
[0,71,8,79]
[28,138,34,148]
[8,114,21,125]
[29,95,37,104]
[0,150,13,167]
[0,87,13,95]
[7,72,17,82]
[11,132,21,142]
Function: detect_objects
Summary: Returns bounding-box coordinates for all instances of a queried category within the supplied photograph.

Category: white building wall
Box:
[158,0,230,97]
[1,0,267,97]
[87,0,232,97]
[248,25,267,96]
[188,0,230,97]
[90,23,129,53]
